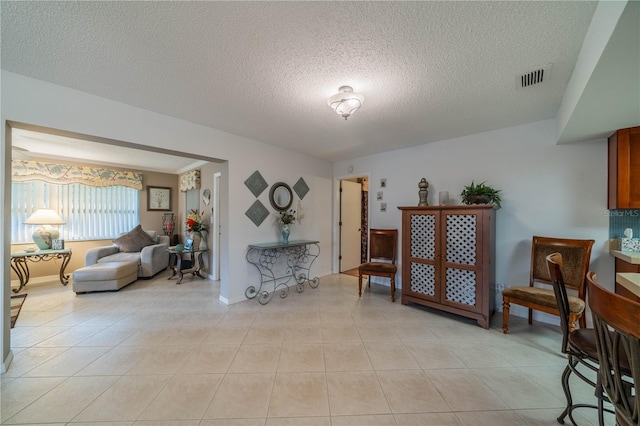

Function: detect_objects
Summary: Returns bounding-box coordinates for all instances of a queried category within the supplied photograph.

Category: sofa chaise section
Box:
[85,228,170,278]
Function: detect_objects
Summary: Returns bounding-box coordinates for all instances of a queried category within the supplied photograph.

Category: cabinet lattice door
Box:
[409,213,437,298]
[443,213,478,308]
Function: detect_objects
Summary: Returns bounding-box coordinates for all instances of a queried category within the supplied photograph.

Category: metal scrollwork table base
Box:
[10,249,72,293]
[245,240,320,305]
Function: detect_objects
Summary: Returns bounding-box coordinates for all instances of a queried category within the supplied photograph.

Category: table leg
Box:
[59,252,71,285]
[194,251,206,279]
[176,255,184,284]
[10,258,29,293]
[167,253,179,280]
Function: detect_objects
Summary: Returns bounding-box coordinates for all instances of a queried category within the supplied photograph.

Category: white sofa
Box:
[84,229,170,278]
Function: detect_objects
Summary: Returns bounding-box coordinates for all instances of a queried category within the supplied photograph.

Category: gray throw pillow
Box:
[113,225,155,252]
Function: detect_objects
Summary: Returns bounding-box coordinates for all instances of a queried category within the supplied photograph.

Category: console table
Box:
[245,240,320,304]
[10,249,72,293]
[167,248,208,284]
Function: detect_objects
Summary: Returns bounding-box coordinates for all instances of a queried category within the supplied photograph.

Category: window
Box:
[11,182,140,243]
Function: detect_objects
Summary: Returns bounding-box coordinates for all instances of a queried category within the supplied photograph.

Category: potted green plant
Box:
[460,181,502,208]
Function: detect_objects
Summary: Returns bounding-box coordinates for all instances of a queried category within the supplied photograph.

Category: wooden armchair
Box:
[501,235,594,334]
[358,228,398,302]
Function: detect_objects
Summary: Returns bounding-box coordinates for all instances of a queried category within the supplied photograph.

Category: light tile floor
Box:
[2,272,615,425]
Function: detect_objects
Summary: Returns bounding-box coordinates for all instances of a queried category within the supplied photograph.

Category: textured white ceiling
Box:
[2,1,599,162]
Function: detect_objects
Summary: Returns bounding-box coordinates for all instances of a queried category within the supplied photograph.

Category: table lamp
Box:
[24,209,66,250]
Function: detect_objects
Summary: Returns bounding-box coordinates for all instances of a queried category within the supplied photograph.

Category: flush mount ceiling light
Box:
[327,86,364,120]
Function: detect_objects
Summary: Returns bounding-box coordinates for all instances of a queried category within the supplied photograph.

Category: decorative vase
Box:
[191,231,201,250]
[281,223,290,244]
[438,191,449,206]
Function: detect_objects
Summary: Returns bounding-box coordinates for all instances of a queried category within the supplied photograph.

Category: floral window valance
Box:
[12,160,143,190]
[180,169,201,192]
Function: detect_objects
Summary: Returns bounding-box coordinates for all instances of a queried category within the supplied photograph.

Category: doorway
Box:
[2,121,229,372]
[211,172,221,280]
[339,176,369,275]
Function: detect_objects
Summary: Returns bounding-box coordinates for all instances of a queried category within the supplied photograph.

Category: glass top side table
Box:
[10,249,72,293]
[167,248,208,284]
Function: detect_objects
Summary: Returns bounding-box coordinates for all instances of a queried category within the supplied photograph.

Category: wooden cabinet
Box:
[612,251,640,300]
[608,126,640,209]
[398,205,495,328]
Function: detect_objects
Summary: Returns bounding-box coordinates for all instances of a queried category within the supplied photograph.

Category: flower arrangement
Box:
[278,209,296,225]
[186,209,209,233]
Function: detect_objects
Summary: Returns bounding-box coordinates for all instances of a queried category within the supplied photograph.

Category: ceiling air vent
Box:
[518,64,551,89]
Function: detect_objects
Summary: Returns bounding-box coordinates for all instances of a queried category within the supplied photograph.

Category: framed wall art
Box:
[147,186,172,211]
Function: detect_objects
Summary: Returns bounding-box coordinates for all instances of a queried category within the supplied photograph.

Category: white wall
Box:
[333,119,613,324]
[1,71,333,370]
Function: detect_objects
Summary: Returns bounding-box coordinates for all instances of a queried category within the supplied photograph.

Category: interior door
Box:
[340,180,362,272]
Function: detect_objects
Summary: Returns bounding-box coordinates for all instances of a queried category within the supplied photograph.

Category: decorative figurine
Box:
[418,178,429,206]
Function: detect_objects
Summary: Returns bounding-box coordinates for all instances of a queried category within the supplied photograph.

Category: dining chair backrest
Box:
[368,228,397,264]
[587,272,640,426]
[531,236,594,297]
[546,252,572,354]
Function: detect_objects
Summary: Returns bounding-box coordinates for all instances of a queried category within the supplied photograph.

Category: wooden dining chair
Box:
[502,235,594,334]
[587,272,639,426]
[358,228,398,302]
[547,253,612,425]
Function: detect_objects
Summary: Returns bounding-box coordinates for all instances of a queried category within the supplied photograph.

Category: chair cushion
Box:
[359,262,397,274]
[97,252,141,264]
[569,329,632,374]
[502,286,585,314]
[74,261,139,281]
[113,224,155,252]
[569,328,600,359]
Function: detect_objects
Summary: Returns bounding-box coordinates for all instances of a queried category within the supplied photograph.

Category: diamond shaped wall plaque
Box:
[293,177,310,199]
[245,200,270,227]
[244,170,268,197]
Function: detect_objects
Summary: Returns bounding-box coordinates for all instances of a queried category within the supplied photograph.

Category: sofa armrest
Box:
[85,245,120,266]
[139,242,170,277]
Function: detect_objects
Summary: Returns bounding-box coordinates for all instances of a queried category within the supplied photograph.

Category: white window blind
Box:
[11,182,140,243]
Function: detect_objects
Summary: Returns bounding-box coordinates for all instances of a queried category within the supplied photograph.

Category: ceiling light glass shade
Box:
[24,209,66,250]
[327,86,364,120]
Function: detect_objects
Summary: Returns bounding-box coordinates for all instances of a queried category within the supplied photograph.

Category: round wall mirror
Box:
[269,182,293,211]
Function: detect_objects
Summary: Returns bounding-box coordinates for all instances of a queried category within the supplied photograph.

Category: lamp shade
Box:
[24,209,65,250]
[24,209,66,225]
[327,86,364,120]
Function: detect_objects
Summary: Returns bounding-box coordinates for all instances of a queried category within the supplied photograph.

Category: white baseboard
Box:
[2,350,14,373]
[11,275,61,292]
